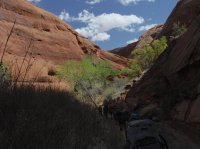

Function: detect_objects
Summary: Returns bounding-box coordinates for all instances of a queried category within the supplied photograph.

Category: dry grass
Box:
[0,84,124,149]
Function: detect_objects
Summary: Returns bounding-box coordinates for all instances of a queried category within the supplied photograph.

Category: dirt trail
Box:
[159,122,200,149]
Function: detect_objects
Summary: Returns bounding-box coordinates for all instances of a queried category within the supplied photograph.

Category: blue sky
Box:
[28,0,177,50]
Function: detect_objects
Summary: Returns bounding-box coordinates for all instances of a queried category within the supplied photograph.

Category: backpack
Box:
[125,119,168,149]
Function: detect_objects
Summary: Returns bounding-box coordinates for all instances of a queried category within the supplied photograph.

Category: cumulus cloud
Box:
[59,10,71,21]
[86,0,103,5]
[27,0,42,3]
[59,10,144,42]
[126,38,138,44]
[118,0,155,6]
[138,24,157,32]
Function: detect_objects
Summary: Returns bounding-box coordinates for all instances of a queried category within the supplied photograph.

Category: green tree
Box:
[130,59,142,77]
[151,36,168,61]
[131,36,168,76]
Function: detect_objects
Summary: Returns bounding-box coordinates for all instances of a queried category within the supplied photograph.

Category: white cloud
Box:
[92,32,111,41]
[27,0,42,3]
[126,38,138,44]
[74,10,95,22]
[86,0,103,5]
[59,10,144,42]
[138,24,157,32]
[118,0,155,6]
[59,10,71,21]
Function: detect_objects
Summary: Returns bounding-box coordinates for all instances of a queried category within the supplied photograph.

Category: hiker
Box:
[108,99,117,119]
[103,100,109,118]
[116,110,130,131]
[124,118,168,149]
[112,101,120,120]
[97,105,103,116]
[108,105,114,119]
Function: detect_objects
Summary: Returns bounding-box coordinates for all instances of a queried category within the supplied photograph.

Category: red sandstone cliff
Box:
[0,0,128,80]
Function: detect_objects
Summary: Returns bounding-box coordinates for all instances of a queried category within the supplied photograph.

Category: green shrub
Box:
[0,63,10,86]
[119,67,134,79]
[103,77,129,99]
[57,55,121,104]
[171,21,187,38]
[57,56,118,84]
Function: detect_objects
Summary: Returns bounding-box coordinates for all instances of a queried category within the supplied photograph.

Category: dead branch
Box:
[0,19,16,64]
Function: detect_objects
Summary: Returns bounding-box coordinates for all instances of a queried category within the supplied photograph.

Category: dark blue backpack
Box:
[125,119,168,149]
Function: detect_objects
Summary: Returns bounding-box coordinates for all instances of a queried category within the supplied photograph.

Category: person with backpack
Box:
[103,100,109,118]
[116,110,130,131]
[97,105,103,116]
[129,112,140,122]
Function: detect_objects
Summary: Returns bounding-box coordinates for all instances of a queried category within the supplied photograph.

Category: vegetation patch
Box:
[0,85,124,149]
[57,55,130,105]
[0,63,10,86]
[130,36,168,77]
[171,21,187,39]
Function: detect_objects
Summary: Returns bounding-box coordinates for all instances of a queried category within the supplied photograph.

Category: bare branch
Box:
[0,19,16,64]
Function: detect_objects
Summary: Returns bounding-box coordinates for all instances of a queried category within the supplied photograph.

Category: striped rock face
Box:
[125,0,200,123]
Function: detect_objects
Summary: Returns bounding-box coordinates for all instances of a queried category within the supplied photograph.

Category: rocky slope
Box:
[0,0,128,81]
[125,0,200,124]
[111,41,138,59]
[110,25,163,58]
